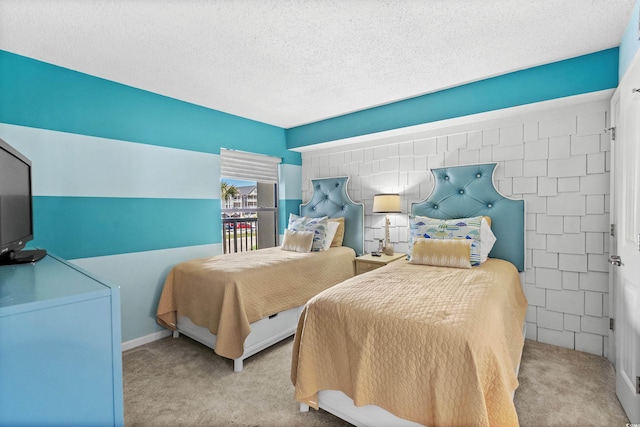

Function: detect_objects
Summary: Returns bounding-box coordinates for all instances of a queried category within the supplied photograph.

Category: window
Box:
[220,149,280,253]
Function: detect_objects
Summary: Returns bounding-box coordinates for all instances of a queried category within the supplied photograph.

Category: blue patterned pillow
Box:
[288,213,329,252]
[408,215,483,265]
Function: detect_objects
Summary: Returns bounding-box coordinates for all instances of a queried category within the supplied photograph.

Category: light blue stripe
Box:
[0,50,301,166]
[70,244,221,342]
[286,49,619,148]
[279,199,302,233]
[32,196,220,259]
[0,123,219,199]
[278,164,302,200]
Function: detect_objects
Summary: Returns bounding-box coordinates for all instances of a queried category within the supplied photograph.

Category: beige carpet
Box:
[123,337,629,426]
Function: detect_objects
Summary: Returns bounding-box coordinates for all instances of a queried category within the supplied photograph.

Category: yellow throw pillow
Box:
[328,217,345,247]
[409,238,472,269]
[281,229,314,253]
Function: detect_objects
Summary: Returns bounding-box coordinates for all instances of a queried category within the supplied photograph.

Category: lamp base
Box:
[383,245,394,256]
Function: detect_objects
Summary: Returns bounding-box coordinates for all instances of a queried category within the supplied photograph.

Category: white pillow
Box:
[322,221,340,251]
[480,217,497,263]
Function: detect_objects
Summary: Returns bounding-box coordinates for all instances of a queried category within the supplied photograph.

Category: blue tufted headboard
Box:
[300,177,365,256]
[411,163,525,271]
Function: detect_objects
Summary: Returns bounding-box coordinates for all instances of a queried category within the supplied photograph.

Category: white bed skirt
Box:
[301,391,424,427]
[174,305,304,372]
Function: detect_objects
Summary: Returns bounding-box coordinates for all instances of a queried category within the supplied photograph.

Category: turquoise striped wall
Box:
[286,48,620,148]
[0,51,301,343]
[619,0,640,79]
[0,123,222,258]
[1,51,300,163]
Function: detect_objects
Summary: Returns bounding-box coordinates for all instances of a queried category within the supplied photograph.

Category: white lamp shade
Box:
[372,194,401,213]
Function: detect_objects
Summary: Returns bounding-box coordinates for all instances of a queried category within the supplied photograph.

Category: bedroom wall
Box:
[619,0,640,79]
[286,48,619,149]
[0,50,302,345]
[299,93,612,357]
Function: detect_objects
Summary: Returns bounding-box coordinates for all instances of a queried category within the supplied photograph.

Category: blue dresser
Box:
[0,254,124,426]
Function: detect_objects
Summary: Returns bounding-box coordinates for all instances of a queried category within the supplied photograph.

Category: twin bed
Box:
[156,176,364,372]
[292,163,527,426]
[156,163,527,426]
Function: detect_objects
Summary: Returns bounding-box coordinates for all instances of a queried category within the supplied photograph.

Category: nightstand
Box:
[355,252,406,275]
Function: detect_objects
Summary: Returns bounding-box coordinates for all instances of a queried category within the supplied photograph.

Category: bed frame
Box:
[173,176,364,372]
[300,163,526,425]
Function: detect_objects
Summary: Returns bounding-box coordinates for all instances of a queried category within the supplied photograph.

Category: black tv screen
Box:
[0,137,46,264]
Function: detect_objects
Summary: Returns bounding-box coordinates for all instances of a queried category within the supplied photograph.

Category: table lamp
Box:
[372,194,401,256]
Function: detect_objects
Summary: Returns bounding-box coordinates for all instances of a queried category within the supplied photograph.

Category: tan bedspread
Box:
[291,258,527,427]
[157,246,355,359]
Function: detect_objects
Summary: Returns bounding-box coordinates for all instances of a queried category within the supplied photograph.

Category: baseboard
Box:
[121,330,172,352]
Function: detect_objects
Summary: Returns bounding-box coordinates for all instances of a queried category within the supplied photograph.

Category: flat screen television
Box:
[0,137,46,265]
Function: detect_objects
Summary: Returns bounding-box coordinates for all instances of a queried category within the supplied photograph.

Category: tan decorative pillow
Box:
[281,229,314,253]
[409,238,473,269]
[328,217,345,247]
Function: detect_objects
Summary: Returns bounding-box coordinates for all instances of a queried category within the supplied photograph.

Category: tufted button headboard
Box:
[411,163,525,271]
[300,176,364,256]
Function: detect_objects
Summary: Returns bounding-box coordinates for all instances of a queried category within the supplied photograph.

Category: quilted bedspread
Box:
[157,246,355,359]
[291,258,527,426]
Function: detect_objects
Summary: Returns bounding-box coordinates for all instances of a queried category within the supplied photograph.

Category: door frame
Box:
[607,92,619,365]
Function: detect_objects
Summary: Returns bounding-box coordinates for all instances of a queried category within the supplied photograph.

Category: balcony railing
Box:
[222,217,258,254]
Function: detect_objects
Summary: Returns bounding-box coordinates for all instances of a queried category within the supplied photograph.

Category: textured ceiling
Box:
[0,0,635,128]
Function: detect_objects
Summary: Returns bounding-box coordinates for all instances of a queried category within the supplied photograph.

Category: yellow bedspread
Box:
[157,246,355,359]
[291,258,527,427]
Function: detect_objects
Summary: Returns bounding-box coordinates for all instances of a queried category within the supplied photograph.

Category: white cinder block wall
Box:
[300,95,611,357]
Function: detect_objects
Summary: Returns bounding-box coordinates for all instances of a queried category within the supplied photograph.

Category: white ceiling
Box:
[0,1,635,128]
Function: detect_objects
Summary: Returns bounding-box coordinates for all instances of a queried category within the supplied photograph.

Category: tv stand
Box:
[0,253,124,426]
[0,248,47,265]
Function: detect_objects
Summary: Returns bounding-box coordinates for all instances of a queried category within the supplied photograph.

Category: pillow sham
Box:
[288,213,329,252]
[408,215,486,265]
[328,217,345,247]
[322,221,340,251]
[409,238,472,269]
[281,229,314,253]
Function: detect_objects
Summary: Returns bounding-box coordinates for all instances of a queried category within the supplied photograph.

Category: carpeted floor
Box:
[123,337,629,426]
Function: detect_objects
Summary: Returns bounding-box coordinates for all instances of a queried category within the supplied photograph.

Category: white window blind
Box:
[220,148,281,183]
